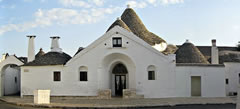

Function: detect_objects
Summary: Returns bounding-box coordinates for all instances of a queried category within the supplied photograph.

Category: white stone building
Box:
[0,7,240,98]
[0,54,25,96]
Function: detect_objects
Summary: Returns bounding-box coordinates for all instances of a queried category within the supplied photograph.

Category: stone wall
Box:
[123,89,137,99]
[98,89,111,99]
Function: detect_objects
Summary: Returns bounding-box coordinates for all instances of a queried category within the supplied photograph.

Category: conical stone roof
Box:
[24,52,71,66]
[107,18,131,32]
[121,8,166,45]
[35,48,45,59]
[175,41,209,64]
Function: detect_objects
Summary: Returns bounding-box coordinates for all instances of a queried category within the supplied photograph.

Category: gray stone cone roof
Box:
[163,44,178,54]
[74,47,84,56]
[196,46,239,64]
[176,45,240,64]
[23,52,71,66]
[120,8,166,45]
[35,48,45,59]
[219,51,240,63]
[106,19,131,32]
[175,42,209,64]
[17,57,27,64]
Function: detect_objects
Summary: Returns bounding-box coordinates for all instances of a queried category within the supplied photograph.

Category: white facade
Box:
[21,65,64,96]
[176,65,226,97]
[21,26,177,98]
[0,55,23,96]
[225,62,240,96]
[19,26,229,98]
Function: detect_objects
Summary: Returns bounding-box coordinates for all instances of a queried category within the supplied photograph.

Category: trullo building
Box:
[0,7,240,98]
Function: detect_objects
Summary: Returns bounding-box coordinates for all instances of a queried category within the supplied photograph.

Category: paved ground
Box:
[0,101,236,109]
[0,96,237,108]
[146,104,236,109]
[0,101,59,109]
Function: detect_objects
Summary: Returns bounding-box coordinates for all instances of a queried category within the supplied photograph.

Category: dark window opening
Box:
[226,79,229,84]
[113,37,122,47]
[80,71,88,81]
[148,71,155,80]
[234,92,238,96]
[15,77,17,83]
[54,71,61,81]
[239,73,240,84]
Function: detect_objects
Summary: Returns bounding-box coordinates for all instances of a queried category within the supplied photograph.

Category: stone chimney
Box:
[211,39,219,64]
[27,35,36,62]
[50,36,62,52]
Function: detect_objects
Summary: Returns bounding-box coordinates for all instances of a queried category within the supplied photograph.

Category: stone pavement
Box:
[0,96,237,108]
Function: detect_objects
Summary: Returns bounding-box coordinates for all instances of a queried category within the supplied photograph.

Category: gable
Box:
[66,26,174,65]
[0,55,24,71]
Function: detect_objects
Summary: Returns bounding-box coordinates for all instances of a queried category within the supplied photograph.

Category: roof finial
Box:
[185,39,190,43]
[127,4,131,9]
[117,17,121,20]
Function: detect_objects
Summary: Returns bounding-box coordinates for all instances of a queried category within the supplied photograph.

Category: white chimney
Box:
[27,35,36,62]
[211,39,219,64]
[50,36,62,52]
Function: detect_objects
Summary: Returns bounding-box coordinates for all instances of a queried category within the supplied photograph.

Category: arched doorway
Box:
[1,64,20,96]
[112,63,128,96]
[0,55,24,97]
[100,53,136,96]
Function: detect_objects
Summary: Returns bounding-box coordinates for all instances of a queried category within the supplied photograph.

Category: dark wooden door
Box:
[115,75,126,96]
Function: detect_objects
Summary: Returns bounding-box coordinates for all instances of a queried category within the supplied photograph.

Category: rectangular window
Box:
[15,77,17,83]
[80,71,88,81]
[53,71,61,81]
[148,71,155,80]
[112,37,122,47]
[226,79,229,84]
[239,73,240,84]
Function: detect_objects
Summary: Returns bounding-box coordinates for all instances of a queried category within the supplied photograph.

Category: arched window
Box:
[147,65,156,80]
[79,66,88,81]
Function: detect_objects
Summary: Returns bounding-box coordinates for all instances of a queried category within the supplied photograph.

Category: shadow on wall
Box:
[1,64,20,96]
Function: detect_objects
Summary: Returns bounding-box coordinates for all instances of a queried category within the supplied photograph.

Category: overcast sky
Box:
[0,0,240,57]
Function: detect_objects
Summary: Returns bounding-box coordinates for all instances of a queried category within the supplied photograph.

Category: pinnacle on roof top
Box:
[127,4,131,9]
[35,48,45,59]
[185,39,190,43]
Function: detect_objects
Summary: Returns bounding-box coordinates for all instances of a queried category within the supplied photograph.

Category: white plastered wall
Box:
[224,62,240,95]
[22,26,176,98]
[0,55,23,97]
[176,65,226,97]
[21,65,66,96]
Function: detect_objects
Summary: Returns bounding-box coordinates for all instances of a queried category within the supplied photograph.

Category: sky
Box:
[0,0,240,57]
